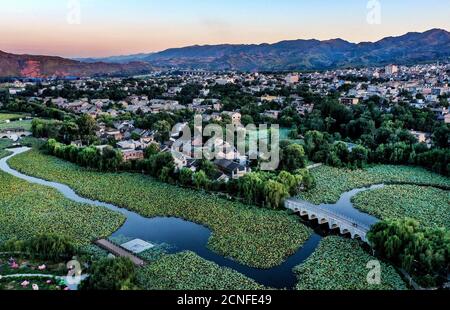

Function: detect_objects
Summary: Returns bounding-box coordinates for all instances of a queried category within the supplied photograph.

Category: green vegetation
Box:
[2,234,76,262]
[294,237,407,290]
[80,257,139,290]
[299,164,450,204]
[9,150,312,268]
[0,120,33,131]
[0,169,125,246]
[0,276,65,291]
[0,138,13,150]
[0,255,68,276]
[0,113,26,122]
[137,251,265,290]
[353,185,450,229]
[45,139,123,172]
[0,149,11,160]
[368,219,450,287]
[298,95,450,176]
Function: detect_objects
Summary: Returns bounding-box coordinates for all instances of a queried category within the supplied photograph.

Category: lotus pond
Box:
[352,185,450,230]
[299,165,450,204]
[137,251,267,290]
[8,149,312,269]
[294,236,407,290]
[0,169,125,246]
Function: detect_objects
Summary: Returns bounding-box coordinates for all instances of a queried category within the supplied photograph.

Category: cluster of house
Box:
[91,120,155,161]
[88,118,252,181]
[170,125,251,182]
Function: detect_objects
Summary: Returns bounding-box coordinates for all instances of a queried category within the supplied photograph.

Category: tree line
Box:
[368,219,450,288]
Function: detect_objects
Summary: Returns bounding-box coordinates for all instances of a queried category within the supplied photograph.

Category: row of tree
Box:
[32,114,98,145]
[1,234,76,262]
[302,129,449,175]
[45,139,123,172]
[368,219,450,287]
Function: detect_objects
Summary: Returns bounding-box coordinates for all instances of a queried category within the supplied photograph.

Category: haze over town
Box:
[1,0,450,57]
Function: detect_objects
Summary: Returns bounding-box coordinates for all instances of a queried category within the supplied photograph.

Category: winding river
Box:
[0,147,380,289]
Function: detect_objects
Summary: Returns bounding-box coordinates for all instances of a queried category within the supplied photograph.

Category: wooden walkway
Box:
[94,239,146,267]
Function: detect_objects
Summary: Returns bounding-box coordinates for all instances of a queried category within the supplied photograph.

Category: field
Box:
[0,169,125,246]
[8,150,312,269]
[294,237,407,290]
[299,165,450,204]
[0,138,13,150]
[353,185,450,229]
[137,251,266,290]
[0,119,33,131]
[0,113,26,122]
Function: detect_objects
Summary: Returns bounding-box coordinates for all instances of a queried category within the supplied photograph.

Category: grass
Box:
[0,149,12,160]
[294,237,407,290]
[9,150,312,269]
[0,169,125,246]
[0,119,33,131]
[0,139,13,150]
[137,251,266,290]
[299,165,450,204]
[0,113,26,122]
[352,185,450,230]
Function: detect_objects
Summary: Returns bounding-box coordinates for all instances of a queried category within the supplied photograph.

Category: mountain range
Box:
[1,29,450,78]
[0,50,153,78]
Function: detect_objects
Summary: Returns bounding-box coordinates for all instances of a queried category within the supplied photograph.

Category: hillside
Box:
[0,50,153,78]
[77,29,450,71]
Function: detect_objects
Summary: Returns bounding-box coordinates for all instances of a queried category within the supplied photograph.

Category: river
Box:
[0,147,380,289]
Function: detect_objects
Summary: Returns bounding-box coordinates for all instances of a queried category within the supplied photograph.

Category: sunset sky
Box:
[1,0,449,58]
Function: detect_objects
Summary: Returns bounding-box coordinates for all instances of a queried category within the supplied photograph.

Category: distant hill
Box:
[73,53,155,64]
[3,29,450,76]
[0,51,153,78]
[78,29,450,71]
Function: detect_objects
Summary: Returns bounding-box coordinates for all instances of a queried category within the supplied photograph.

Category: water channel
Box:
[0,147,381,289]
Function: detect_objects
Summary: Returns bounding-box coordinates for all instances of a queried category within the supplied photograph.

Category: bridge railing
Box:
[285,199,372,231]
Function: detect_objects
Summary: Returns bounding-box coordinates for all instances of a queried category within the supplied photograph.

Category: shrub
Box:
[80,257,138,290]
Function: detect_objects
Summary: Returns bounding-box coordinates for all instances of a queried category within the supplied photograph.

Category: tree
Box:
[59,121,79,144]
[198,160,220,179]
[193,170,209,190]
[238,173,265,204]
[368,219,450,287]
[280,144,307,171]
[179,168,193,186]
[145,152,175,177]
[277,171,302,195]
[349,145,368,168]
[304,131,325,157]
[144,143,160,158]
[264,180,289,210]
[432,125,450,149]
[153,120,172,142]
[77,114,97,145]
[100,146,123,171]
[241,115,254,126]
[80,257,138,290]
[25,234,76,262]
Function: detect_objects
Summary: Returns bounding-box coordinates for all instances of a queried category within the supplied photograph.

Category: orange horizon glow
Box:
[1,0,449,58]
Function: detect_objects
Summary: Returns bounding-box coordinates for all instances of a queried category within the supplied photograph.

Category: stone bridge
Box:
[285,198,373,243]
[0,130,32,142]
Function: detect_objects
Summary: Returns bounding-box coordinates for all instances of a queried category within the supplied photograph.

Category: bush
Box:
[2,234,76,262]
[368,219,450,287]
[80,257,138,290]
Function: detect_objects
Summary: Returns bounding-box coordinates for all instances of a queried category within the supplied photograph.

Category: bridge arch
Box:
[285,198,372,243]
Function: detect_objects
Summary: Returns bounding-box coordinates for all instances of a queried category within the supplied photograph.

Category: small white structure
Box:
[121,239,154,254]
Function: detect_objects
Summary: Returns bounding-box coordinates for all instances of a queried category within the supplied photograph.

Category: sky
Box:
[1,0,449,58]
